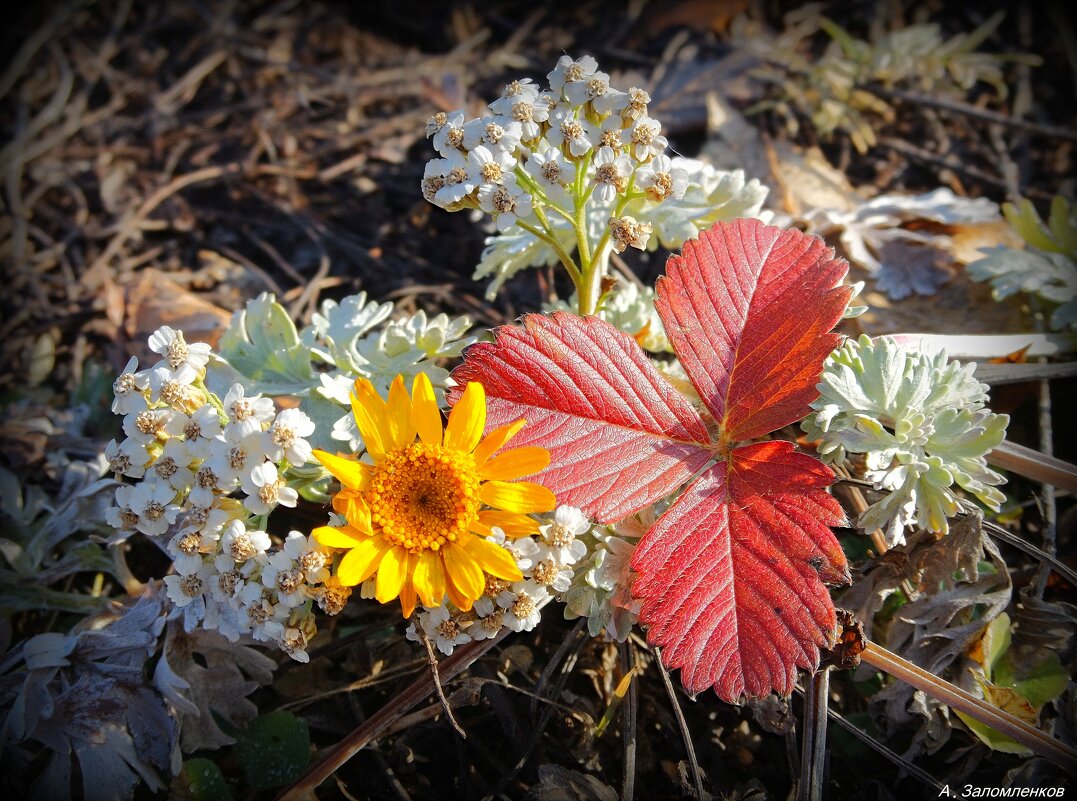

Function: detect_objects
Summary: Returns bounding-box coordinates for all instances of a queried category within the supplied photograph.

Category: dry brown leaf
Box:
[767,141,858,216]
[122,269,232,357]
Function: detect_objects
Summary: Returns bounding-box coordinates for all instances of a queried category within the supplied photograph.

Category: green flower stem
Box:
[516,220,582,287]
[579,177,636,316]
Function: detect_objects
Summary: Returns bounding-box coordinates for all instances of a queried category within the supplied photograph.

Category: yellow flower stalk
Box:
[312,373,555,617]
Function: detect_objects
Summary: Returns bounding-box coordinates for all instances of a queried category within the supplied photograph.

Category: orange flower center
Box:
[368,443,480,554]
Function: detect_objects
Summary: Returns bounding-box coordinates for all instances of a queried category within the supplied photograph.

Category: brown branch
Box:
[990,439,1077,495]
[861,639,1077,774]
[274,632,509,801]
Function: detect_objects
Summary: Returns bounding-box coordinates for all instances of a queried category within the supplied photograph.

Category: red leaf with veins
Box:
[633,441,848,697]
[657,218,851,443]
[451,312,713,523]
[452,219,852,701]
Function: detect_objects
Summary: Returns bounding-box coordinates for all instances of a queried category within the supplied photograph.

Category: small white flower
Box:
[220,519,271,563]
[128,477,181,536]
[426,110,450,139]
[201,596,247,641]
[151,437,195,492]
[105,437,150,479]
[279,530,330,583]
[421,157,453,207]
[564,69,625,115]
[260,551,308,607]
[537,506,590,565]
[635,154,688,202]
[182,404,224,459]
[178,500,232,537]
[478,175,533,231]
[146,364,199,408]
[242,595,289,643]
[462,116,523,155]
[467,145,516,190]
[488,78,540,116]
[431,110,466,156]
[468,603,506,640]
[264,408,315,466]
[222,384,276,438]
[433,151,475,207]
[608,215,653,254]
[206,431,269,486]
[528,557,574,592]
[547,107,594,158]
[590,146,632,204]
[105,484,142,532]
[548,54,598,93]
[497,580,548,632]
[111,357,147,415]
[590,115,628,154]
[279,626,311,663]
[621,87,651,123]
[167,528,213,575]
[486,528,540,572]
[148,326,211,374]
[122,406,184,446]
[509,96,550,141]
[408,605,472,655]
[164,560,215,608]
[524,148,572,205]
[621,115,667,162]
[241,461,297,515]
[189,461,229,508]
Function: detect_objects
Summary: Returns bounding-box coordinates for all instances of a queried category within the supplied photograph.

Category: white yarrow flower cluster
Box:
[802,334,1009,546]
[421,55,767,299]
[405,506,596,655]
[104,326,330,661]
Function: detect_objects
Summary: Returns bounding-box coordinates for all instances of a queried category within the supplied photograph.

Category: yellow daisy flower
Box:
[312,373,555,617]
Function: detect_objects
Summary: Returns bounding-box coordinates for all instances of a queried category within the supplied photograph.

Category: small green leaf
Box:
[233,711,310,791]
[995,650,1069,709]
[218,293,316,394]
[182,759,233,801]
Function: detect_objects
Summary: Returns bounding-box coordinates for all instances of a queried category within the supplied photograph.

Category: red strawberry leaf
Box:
[632,441,849,698]
[656,218,852,444]
[453,220,854,701]
[451,312,713,523]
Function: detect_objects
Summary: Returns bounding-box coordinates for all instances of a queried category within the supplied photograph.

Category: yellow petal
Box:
[479,480,556,514]
[375,545,409,603]
[444,382,486,453]
[411,373,443,446]
[399,554,418,618]
[461,535,523,582]
[413,549,446,608]
[351,378,392,459]
[473,419,526,465]
[312,524,366,550]
[478,446,550,481]
[445,572,472,612]
[477,510,541,538]
[333,492,373,533]
[386,375,416,450]
[336,536,392,586]
[314,450,369,491]
[441,541,485,602]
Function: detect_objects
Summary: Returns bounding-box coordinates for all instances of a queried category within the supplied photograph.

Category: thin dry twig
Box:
[651,645,705,800]
[275,632,510,801]
[414,620,466,738]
